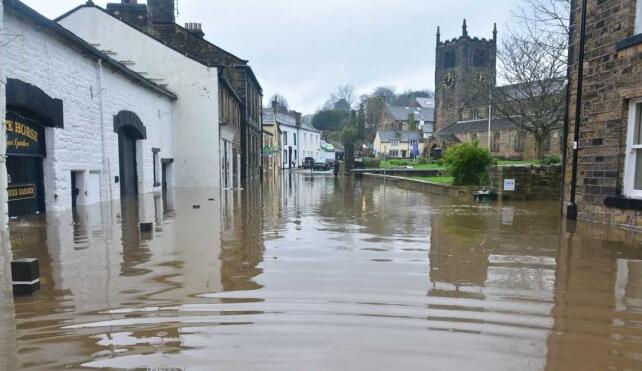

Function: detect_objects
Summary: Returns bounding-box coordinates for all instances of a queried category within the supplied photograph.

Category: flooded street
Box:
[3,173,642,370]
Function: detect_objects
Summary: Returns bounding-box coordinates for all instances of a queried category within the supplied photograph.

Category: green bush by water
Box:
[443,142,493,186]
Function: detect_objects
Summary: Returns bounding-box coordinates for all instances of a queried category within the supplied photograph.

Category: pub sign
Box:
[5,112,45,156]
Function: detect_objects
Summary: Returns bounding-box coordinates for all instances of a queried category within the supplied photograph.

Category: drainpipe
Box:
[97,59,111,203]
[567,0,588,220]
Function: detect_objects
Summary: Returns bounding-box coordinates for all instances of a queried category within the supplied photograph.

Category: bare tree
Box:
[336,84,356,107]
[494,27,567,159]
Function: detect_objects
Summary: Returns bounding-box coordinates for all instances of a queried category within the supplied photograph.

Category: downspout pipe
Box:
[567,0,588,220]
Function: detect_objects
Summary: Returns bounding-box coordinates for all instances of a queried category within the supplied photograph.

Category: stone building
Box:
[431,20,563,160]
[563,0,642,228]
[2,0,178,219]
[435,20,497,131]
[373,130,422,159]
[263,109,320,169]
[99,0,264,183]
[425,118,562,160]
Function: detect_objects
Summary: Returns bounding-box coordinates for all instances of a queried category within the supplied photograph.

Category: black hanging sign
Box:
[7,184,36,202]
[5,112,45,156]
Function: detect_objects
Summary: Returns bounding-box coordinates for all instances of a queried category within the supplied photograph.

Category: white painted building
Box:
[57,3,220,190]
[299,123,321,163]
[2,0,180,218]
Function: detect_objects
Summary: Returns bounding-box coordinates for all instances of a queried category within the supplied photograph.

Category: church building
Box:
[428,20,563,160]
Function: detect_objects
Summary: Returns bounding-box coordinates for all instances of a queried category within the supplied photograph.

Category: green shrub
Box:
[417,157,431,165]
[443,142,494,186]
[389,159,412,166]
[541,154,561,165]
[363,158,381,168]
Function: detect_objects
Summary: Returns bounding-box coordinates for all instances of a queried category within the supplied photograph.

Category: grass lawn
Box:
[380,160,444,169]
[497,160,540,166]
[409,176,455,185]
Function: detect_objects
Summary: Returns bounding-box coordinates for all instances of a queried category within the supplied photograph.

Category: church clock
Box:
[442,72,455,90]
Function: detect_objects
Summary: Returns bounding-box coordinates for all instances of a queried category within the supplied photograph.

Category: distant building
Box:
[431,20,562,160]
[374,130,422,159]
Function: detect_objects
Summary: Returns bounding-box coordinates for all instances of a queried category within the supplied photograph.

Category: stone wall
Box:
[563,0,642,229]
[363,173,474,200]
[493,165,562,201]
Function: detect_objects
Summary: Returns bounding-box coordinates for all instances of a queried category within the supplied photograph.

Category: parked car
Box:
[313,161,330,171]
[303,157,315,169]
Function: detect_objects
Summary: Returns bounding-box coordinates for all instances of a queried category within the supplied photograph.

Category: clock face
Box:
[475,72,486,84]
[442,72,455,90]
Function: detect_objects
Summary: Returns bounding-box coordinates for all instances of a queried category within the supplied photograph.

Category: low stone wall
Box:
[491,165,562,201]
[361,173,474,200]
[354,168,443,177]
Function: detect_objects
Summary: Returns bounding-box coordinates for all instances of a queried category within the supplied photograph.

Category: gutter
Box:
[567,0,588,220]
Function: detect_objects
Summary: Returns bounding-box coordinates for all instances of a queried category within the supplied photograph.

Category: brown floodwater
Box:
[3,173,642,370]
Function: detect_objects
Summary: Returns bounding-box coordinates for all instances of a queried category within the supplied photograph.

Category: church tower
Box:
[434,21,497,131]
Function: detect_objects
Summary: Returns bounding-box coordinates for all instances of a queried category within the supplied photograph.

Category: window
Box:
[284,150,287,164]
[514,131,525,152]
[444,49,457,69]
[473,48,488,67]
[152,148,160,187]
[294,133,297,146]
[637,0,642,34]
[492,132,501,152]
[624,99,642,198]
[283,132,288,146]
[391,139,399,147]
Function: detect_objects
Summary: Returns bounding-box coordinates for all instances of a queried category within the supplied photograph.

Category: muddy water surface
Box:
[3,174,642,370]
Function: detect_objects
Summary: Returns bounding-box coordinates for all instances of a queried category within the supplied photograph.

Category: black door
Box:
[118,128,138,196]
[7,157,45,217]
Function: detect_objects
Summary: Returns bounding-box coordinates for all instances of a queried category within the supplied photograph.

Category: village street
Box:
[2,173,642,370]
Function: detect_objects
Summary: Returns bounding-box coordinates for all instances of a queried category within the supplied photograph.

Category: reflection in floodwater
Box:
[2,174,642,369]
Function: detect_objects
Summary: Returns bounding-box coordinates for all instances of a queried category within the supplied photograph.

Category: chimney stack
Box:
[185,22,205,38]
[148,0,175,24]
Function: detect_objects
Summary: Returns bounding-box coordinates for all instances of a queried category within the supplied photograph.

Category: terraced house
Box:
[563,0,642,228]
[64,0,264,183]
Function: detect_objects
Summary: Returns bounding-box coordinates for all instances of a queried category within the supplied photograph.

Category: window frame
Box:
[624,98,642,198]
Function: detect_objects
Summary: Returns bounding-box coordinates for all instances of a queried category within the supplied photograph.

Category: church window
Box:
[444,50,457,69]
[492,132,501,152]
[473,49,488,67]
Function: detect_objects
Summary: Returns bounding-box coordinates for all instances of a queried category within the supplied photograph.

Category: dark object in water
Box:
[193,205,201,209]
[11,258,40,296]
[140,222,153,233]
[474,187,498,202]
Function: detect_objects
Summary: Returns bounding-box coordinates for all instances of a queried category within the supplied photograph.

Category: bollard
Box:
[11,258,40,296]
[193,205,201,209]
[140,222,153,233]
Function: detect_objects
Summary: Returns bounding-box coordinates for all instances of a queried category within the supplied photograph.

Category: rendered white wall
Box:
[3,11,174,211]
[59,7,220,189]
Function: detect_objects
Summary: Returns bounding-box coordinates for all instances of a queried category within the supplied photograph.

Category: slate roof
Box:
[434,133,460,144]
[388,105,435,122]
[8,0,177,99]
[377,130,422,143]
[438,117,518,134]
[261,111,319,132]
[416,97,434,108]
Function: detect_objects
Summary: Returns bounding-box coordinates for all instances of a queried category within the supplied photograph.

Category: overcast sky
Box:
[24,0,519,114]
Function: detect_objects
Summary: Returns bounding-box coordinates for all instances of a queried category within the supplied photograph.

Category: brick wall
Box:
[563,0,642,228]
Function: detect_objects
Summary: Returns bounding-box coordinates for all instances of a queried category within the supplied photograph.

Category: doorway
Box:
[118,127,138,196]
[6,157,45,217]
